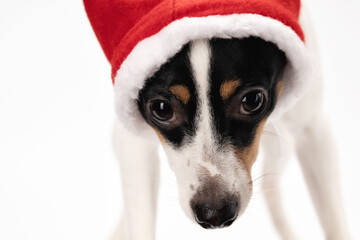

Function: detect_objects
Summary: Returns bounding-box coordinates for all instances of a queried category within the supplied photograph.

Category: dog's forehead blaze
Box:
[235,119,267,177]
[169,84,191,104]
[220,80,241,101]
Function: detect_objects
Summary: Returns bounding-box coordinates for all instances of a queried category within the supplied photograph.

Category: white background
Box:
[0,0,359,239]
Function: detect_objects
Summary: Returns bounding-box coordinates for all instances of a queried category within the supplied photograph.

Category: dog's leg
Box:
[111,120,160,240]
[295,119,350,240]
[261,124,299,240]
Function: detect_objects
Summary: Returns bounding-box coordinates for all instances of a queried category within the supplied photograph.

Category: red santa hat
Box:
[84,0,313,139]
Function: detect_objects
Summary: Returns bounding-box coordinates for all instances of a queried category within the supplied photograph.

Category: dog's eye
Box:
[240,90,266,115]
[150,101,174,122]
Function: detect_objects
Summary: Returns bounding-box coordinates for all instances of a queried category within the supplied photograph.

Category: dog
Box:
[111,37,350,240]
[83,0,351,239]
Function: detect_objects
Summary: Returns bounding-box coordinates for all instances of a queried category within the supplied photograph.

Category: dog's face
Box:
[138,37,286,229]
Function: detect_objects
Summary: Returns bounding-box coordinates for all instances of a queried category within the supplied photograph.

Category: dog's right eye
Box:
[240,90,266,115]
[149,100,175,123]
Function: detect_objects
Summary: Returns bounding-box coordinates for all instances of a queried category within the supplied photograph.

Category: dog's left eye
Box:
[149,100,175,123]
[240,90,266,115]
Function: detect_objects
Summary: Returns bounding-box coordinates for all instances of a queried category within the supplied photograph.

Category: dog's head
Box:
[138,37,286,229]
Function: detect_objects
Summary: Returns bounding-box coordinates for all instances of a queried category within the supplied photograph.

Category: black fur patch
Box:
[209,37,286,148]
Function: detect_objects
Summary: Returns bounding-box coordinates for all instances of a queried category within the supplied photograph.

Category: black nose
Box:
[193,201,238,229]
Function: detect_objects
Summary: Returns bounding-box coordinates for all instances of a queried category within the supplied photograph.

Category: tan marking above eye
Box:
[235,119,267,178]
[169,85,191,104]
[220,80,241,101]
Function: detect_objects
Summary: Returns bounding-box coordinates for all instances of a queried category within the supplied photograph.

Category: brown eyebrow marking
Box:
[169,85,191,104]
[220,80,241,101]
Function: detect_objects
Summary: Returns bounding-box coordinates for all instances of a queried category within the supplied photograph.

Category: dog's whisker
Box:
[250,172,282,184]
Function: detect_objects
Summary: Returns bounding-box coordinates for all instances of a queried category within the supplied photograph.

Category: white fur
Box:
[111,121,160,240]
[114,14,313,140]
